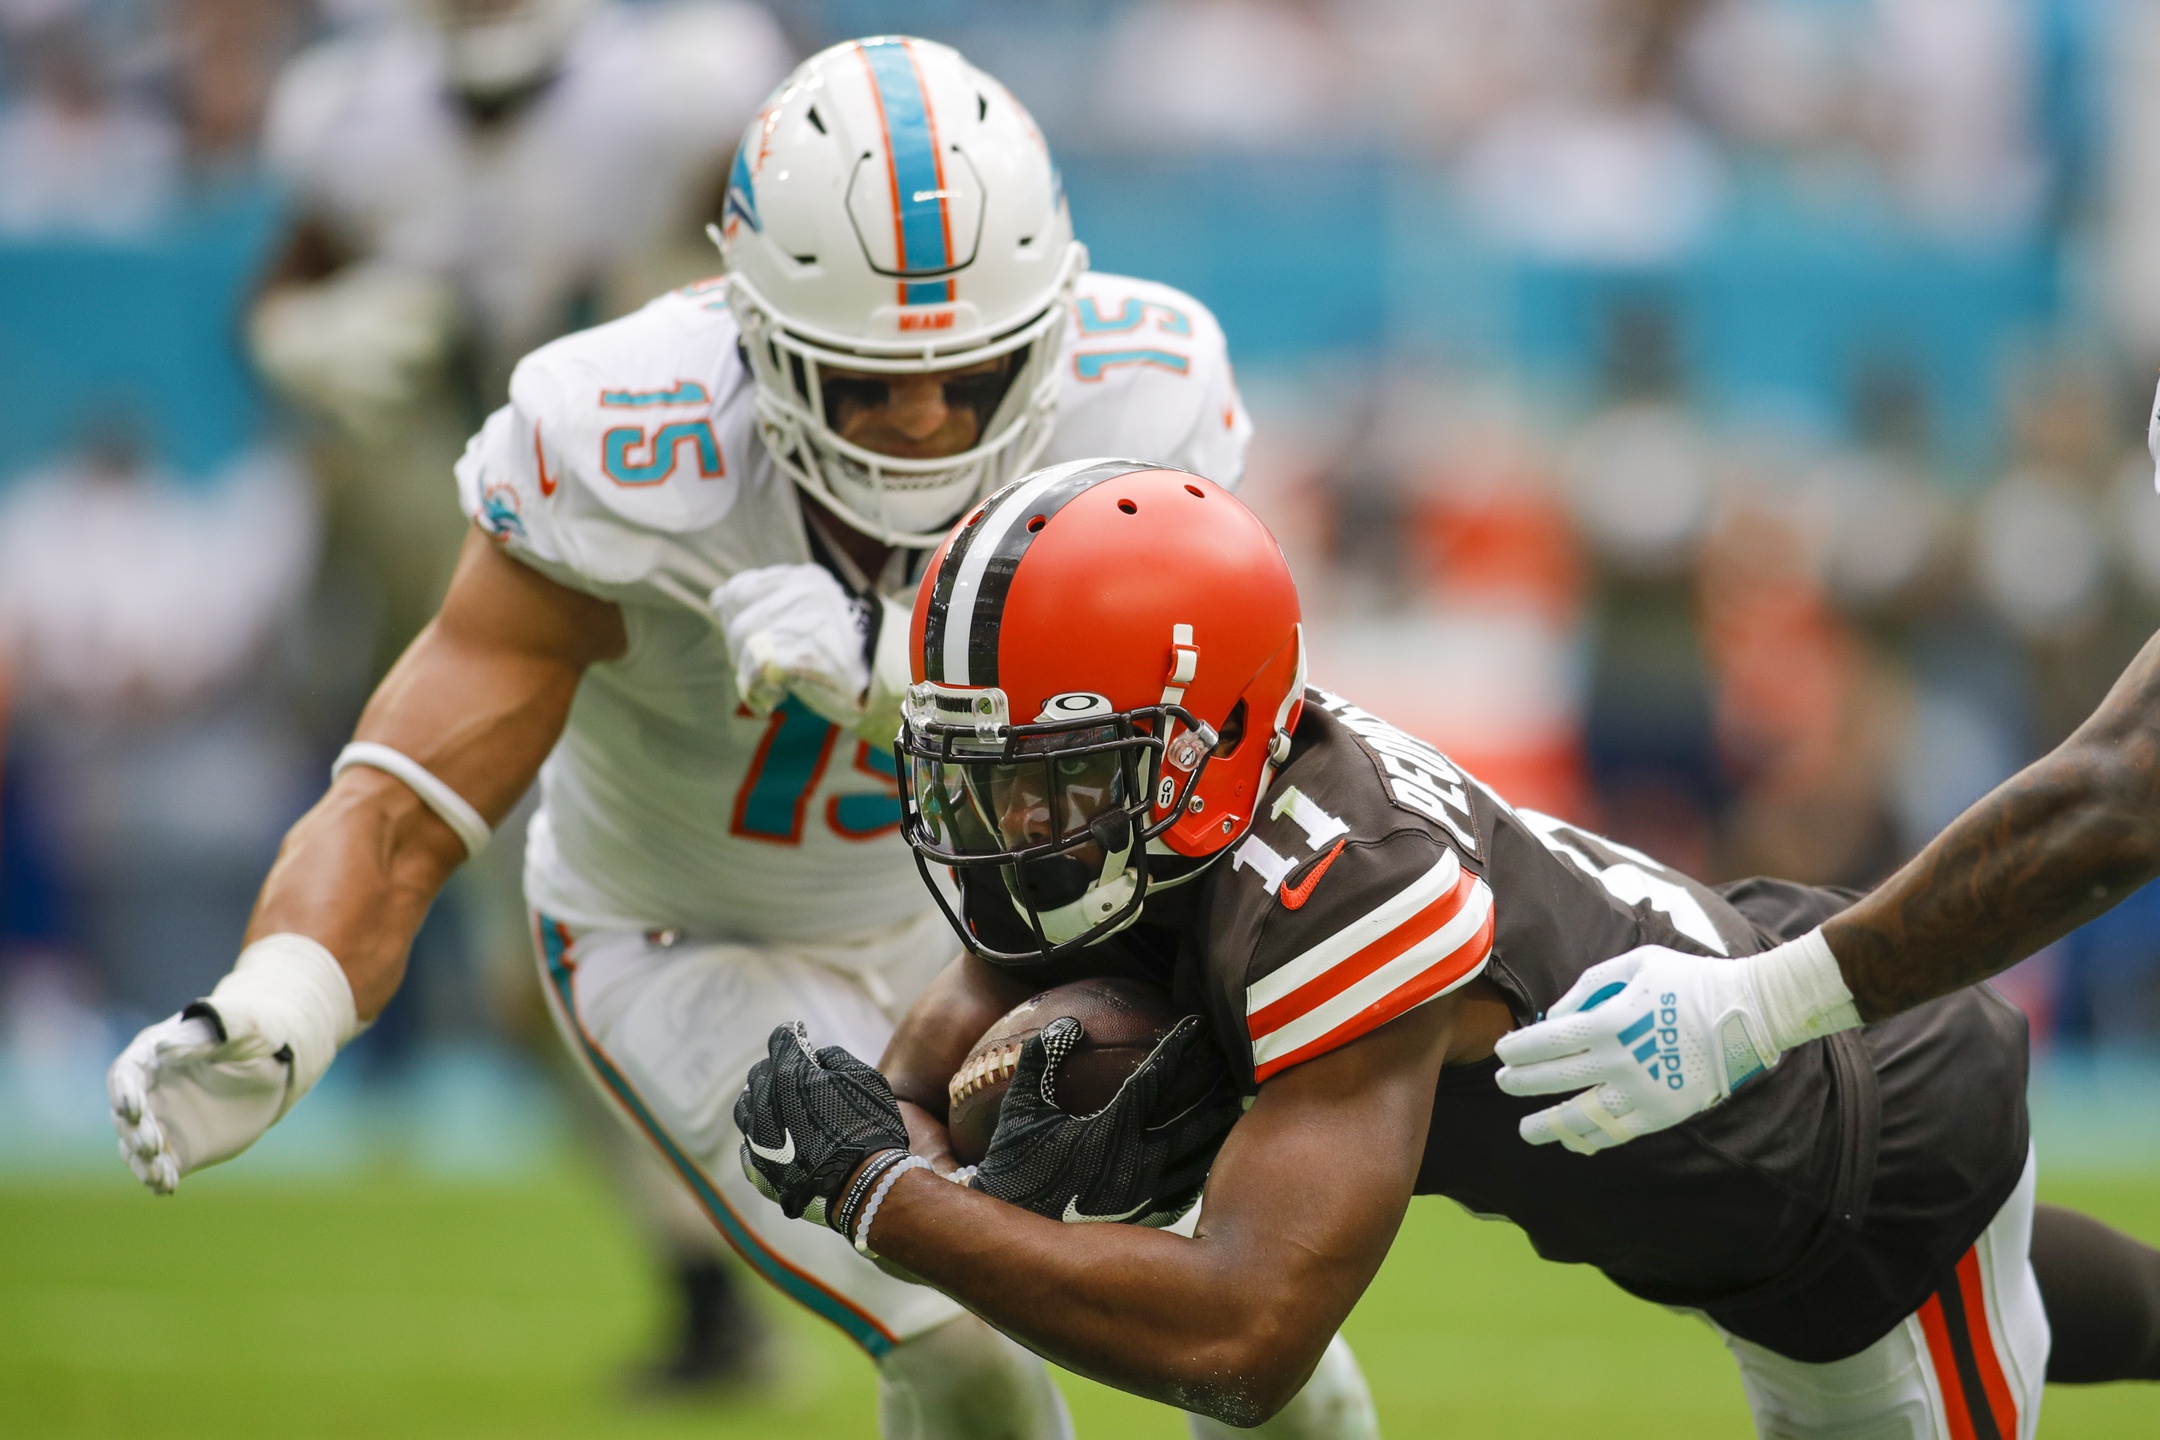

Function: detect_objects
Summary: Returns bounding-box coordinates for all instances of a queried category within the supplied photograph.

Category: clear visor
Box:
[906,727,1133,860]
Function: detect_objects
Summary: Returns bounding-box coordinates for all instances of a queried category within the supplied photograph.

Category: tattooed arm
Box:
[1824,631,2160,1019]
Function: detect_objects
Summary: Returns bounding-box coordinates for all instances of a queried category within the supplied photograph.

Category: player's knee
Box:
[878,1314,1069,1440]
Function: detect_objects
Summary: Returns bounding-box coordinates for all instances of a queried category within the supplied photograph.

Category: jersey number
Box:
[731,697,901,845]
[602,421,724,486]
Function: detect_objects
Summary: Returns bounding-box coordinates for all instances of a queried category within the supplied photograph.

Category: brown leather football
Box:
[946,977,1194,1166]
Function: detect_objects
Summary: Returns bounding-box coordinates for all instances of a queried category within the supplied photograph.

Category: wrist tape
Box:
[1746,928,1862,1054]
[193,935,362,1116]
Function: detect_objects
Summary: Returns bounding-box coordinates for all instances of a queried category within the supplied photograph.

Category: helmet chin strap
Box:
[1008,825,1140,945]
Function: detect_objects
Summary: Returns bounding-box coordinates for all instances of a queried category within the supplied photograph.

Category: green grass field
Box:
[5,1165,2158,1438]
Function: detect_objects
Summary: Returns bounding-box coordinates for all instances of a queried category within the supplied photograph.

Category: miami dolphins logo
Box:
[480,481,525,541]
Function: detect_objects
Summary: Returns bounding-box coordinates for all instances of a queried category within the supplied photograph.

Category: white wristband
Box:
[855,1156,933,1257]
[333,742,491,859]
[201,934,362,1116]
[1746,928,1862,1053]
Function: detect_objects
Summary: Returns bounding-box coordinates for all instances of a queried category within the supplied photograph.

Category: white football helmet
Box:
[718,36,1087,547]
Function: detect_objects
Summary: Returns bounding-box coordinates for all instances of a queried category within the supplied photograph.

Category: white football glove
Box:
[108,935,360,1194]
[248,265,458,438]
[711,564,910,740]
[1492,930,1859,1155]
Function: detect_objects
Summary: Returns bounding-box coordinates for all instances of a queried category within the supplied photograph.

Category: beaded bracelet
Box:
[855,1156,934,1257]
[831,1149,908,1238]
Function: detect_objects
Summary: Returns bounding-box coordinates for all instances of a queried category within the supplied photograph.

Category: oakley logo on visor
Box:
[1037,692,1113,722]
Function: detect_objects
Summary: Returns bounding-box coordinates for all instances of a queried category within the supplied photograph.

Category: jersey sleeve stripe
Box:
[1246,863,1480,1038]
[1251,886,1495,1083]
[1245,850,1461,1014]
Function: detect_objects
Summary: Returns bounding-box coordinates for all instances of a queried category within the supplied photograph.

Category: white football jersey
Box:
[455,270,1251,950]
[262,1,789,387]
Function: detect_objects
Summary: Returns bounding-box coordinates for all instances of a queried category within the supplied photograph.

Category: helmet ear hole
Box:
[1212,700,1248,759]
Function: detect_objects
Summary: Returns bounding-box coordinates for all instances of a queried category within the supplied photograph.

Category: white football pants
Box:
[532,910,1378,1439]
[1713,1147,2048,1440]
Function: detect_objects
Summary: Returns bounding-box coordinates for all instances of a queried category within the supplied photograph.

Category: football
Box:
[946,976,1197,1166]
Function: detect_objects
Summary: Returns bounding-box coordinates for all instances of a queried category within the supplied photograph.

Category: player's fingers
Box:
[1121,1015,1208,1114]
[1544,953,1649,1020]
[1494,1044,1627,1097]
[1010,1016,1084,1109]
[118,1111,165,1161]
[107,1058,148,1124]
[764,1021,813,1069]
[738,1143,784,1206]
[813,1043,874,1076]
[1517,1087,1634,1154]
[1492,1009,1609,1069]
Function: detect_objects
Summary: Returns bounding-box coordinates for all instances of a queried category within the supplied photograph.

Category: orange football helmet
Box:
[898,458,1305,963]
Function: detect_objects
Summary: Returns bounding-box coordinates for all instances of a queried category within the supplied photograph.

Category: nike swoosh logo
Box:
[534,424,559,497]
[746,1130,795,1166]
[1279,838,1347,911]
[1063,1196,1149,1225]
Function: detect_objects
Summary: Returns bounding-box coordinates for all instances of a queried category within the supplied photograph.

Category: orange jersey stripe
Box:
[1917,1291,1979,1440]
[1247,867,1477,1041]
[1252,904,1494,1083]
[1956,1248,2020,1435]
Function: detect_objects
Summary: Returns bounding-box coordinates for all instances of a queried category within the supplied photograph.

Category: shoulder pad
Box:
[1210,691,1495,1083]
[505,288,749,538]
[1047,271,1251,490]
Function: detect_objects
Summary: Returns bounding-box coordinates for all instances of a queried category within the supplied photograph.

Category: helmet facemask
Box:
[897,683,1217,964]
[728,250,1079,549]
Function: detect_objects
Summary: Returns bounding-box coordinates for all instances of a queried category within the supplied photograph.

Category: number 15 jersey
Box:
[453,271,1247,950]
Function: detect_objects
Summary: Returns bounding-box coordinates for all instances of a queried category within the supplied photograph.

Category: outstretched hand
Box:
[974,1015,1237,1227]
[1492,945,1781,1154]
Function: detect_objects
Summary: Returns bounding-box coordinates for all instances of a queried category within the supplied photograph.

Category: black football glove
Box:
[973,1015,1238,1228]
[735,1022,909,1227]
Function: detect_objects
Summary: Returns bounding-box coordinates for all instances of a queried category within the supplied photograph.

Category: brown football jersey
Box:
[960,688,2031,1363]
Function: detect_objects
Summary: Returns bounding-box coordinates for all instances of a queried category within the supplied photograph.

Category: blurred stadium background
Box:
[6,0,2160,1433]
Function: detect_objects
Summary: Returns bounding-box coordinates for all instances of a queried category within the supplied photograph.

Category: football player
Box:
[107,38,1379,1440]
[735,460,2160,1437]
[251,0,792,1390]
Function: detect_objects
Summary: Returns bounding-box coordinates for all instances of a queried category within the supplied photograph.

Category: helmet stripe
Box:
[925,459,1153,687]
[857,39,954,292]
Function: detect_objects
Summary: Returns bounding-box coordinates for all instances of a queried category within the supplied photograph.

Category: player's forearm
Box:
[240,533,618,1020]
[1825,631,2160,1019]
[863,1171,1329,1425]
[246,770,465,1020]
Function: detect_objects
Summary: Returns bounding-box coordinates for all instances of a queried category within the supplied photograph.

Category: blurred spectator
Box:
[2105,0,2160,362]
[1098,0,1354,152]
[0,425,318,1017]
[167,0,305,176]
[250,0,789,671]
[0,434,313,715]
[1457,0,1725,266]
[1681,0,1852,160]
[1865,0,2045,238]
[0,0,180,236]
